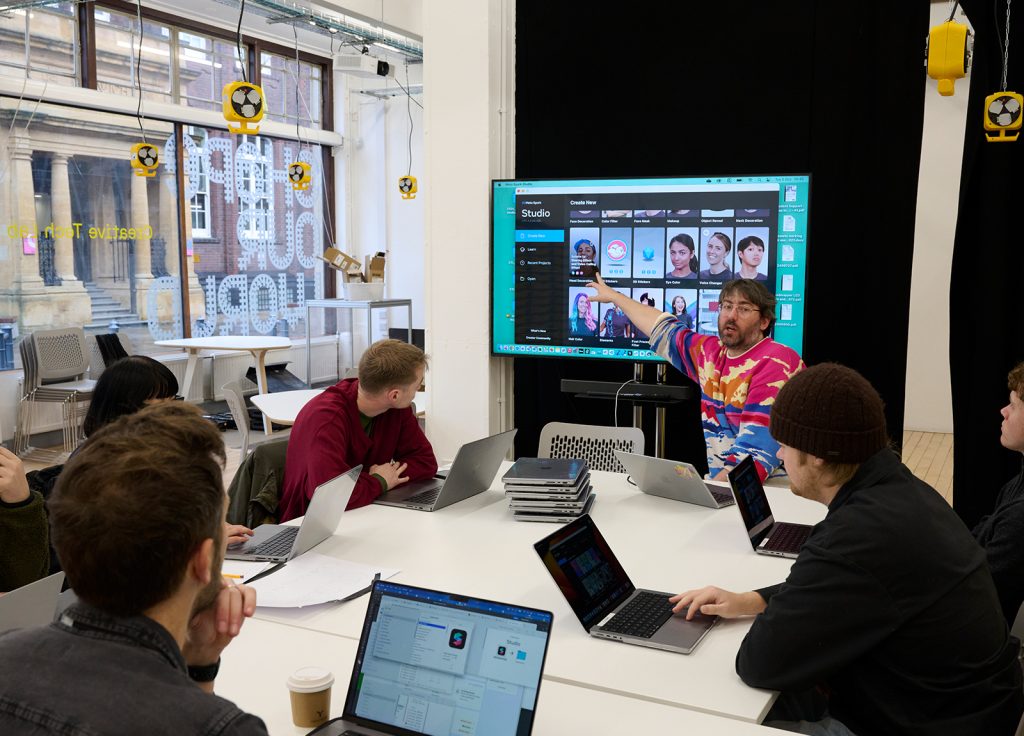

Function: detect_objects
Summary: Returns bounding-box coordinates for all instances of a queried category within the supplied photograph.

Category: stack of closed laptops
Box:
[502,457,596,522]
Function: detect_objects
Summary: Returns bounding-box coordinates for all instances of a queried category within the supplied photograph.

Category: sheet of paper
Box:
[220,560,273,583]
[250,552,400,608]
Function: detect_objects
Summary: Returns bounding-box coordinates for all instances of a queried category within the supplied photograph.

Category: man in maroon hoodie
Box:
[279,339,437,520]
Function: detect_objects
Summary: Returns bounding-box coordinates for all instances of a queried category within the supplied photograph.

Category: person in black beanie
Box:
[670,363,1023,736]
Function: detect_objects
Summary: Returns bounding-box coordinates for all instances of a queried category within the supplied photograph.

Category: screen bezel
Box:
[490,173,812,363]
[727,455,776,547]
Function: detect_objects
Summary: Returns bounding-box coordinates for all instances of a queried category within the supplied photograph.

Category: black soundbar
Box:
[560,379,694,403]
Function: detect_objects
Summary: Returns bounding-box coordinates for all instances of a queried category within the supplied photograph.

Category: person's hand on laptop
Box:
[669,586,767,620]
[370,460,409,491]
[0,447,30,504]
[224,523,254,548]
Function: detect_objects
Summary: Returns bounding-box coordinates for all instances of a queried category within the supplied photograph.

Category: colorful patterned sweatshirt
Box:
[649,314,804,480]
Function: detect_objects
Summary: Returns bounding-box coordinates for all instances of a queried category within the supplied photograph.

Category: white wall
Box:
[903,3,972,432]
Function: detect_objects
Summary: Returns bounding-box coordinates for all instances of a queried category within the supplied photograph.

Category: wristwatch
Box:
[187,658,221,683]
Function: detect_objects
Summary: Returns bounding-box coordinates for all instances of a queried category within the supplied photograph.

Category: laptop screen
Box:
[533,514,635,632]
[343,581,553,736]
[727,456,775,543]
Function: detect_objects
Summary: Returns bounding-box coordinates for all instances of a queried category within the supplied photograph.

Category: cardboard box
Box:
[365,252,386,283]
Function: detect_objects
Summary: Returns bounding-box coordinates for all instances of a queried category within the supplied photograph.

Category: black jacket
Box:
[0,603,268,734]
[738,449,1023,736]
[972,461,1024,625]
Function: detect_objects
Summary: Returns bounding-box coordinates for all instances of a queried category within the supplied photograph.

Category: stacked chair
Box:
[14,327,97,460]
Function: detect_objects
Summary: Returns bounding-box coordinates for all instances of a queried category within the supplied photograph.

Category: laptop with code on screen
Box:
[315,580,553,736]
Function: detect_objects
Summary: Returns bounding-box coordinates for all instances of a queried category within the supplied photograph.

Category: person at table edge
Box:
[279,339,437,520]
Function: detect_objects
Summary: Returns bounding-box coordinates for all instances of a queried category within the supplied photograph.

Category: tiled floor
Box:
[902,431,954,505]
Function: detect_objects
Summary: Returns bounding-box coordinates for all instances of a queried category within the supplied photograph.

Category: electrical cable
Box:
[613,379,639,428]
[948,0,961,21]
[132,0,147,142]
[404,62,412,175]
[236,0,248,83]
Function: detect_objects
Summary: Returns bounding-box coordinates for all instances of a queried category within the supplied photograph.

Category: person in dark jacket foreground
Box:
[0,403,267,734]
[671,363,1024,736]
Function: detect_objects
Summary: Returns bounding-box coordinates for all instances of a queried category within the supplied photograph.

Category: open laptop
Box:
[225,466,360,562]
[0,572,65,633]
[534,514,717,654]
[374,429,517,511]
[312,580,553,736]
[614,450,735,509]
[728,455,813,559]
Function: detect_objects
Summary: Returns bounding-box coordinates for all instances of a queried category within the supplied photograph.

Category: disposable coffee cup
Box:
[286,666,334,727]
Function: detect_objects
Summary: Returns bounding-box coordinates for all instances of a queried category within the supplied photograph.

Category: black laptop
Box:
[727,455,813,559]
[534,514,717,654]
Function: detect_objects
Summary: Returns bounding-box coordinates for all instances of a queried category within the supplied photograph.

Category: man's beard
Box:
[192,533,225,616]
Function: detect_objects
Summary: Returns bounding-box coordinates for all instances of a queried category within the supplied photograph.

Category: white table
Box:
[217,618,791,735]
[251,466,826,723]
[155,336,292,398]
[250,390,324,427]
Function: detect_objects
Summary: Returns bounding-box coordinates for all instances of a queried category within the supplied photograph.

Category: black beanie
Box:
[770,363,888,463]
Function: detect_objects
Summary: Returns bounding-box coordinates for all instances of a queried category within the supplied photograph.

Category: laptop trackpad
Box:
[650,608,717,652]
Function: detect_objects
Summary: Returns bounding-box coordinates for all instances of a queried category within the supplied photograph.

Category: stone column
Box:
[10,142,42,289]
[158,169,179,277]
[49,154,79,284]
[130,170,153,318]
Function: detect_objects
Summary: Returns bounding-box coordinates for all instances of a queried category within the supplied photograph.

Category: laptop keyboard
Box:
[710,488,733,505]
[600,591,675,639]
[404,485,442,505]
[762,524,811,554]
[250,526,299,557]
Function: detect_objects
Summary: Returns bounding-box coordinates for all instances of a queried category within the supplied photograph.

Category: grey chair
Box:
[15,328,96,459]
[537,421,645,473]
[222,378,289,457]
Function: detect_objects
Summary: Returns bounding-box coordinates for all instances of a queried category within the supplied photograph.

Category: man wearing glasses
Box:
[588,275,803,481]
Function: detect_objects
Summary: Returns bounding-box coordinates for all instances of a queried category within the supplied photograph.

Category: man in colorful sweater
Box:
[279,339,437,521]
[587,274,803,480]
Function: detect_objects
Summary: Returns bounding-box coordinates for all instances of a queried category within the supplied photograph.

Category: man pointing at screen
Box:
[587,274,803,481]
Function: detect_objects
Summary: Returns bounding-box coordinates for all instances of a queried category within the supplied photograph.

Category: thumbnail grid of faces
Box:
[565,208,772,339]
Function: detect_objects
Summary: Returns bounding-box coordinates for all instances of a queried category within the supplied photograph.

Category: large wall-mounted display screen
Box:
[491,175,810,362]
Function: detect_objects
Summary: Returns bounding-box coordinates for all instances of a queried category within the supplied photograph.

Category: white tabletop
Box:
[251,390,324,425]
[217,618,791,735]
[252,465,826,723]
[155,337,293,351]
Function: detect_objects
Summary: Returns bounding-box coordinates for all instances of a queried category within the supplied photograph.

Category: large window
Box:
[95,9,173,103]
[178,31,248,112]
[0,2,78,83]
[260,51,323,128]
[183,126,326,339]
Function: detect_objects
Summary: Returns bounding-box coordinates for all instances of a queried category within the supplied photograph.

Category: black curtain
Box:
[951,0,1024,528]
[513,2,929,462]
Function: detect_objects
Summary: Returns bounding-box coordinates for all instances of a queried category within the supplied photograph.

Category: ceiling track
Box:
[0,0,423,61]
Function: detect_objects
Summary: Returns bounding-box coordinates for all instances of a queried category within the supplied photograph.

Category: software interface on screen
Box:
[348,584,552,736]
[492,175,810,362]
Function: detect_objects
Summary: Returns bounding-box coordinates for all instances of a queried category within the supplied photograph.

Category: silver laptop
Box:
[728,455,812,559]
[316,580,553,736]
[534,514,717,654]
[374,429,516,511]
[226,466,360,562]
[614,451,735,509]
[0,572,65,633]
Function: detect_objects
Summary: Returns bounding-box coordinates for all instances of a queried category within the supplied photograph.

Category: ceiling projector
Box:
[333,54,393,78]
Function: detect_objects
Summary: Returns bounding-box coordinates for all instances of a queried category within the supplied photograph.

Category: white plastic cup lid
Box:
[286,666,335,693]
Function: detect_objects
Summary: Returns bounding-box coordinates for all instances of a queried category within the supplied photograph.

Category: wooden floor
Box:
[902,431,954,504]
